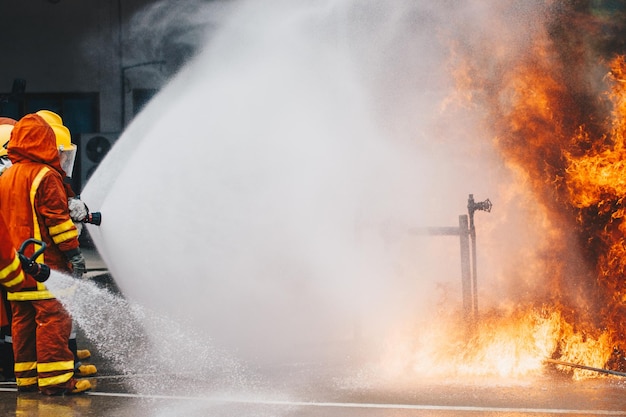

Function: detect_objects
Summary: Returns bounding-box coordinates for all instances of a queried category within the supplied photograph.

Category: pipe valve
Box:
[468,194,492,216]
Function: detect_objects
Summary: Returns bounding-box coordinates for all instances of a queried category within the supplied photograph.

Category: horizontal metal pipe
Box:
[409,226,463,236]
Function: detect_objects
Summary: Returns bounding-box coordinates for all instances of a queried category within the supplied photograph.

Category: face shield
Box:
[59,144,77,178]
[48,122,76,177]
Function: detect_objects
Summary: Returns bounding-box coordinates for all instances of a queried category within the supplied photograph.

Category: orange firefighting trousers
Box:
[11,298,75,394]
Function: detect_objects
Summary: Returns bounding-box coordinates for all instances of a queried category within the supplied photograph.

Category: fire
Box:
[464,13,626,377]
[562,56,626,368]
[379,304,610,381]
[386,5,626,381]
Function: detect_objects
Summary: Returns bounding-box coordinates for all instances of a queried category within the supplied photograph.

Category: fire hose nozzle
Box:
[83,211,102,226]
[17,238,50,282]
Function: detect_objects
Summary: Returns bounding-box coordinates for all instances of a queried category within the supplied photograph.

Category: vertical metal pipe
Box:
[468,196,479,320]
[467,193,485,321]
[470,221,478,319]
[458,214,472,322]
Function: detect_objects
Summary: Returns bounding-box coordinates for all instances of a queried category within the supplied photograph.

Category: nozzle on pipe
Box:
[29,262,50,282]
[17,238,51,282]
[18,253,50,282]
[83,212,102,226]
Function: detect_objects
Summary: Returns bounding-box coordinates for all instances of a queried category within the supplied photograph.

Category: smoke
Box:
[123,0,230,76]
[80,0,596,378]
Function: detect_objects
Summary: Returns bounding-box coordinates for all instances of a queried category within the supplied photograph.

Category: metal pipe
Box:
[409,194,491,327]
[545,358,626,377]
[466,194,492,319]
[458,214,472,322]
[409,226,461,236]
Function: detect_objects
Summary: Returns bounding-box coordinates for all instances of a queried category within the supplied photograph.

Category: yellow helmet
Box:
[35,110,72,148]
[49,123,73,150]
[36,110,63,126]
[35,111,77,177]
[0,117,17,158]
[35,110,75,148]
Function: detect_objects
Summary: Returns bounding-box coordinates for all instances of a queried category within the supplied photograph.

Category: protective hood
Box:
[8,114,66,177]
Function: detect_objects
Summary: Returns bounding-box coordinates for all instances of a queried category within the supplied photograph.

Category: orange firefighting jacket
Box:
[0,214,26,293]
[0,114,79,301]
[0,214,26,327]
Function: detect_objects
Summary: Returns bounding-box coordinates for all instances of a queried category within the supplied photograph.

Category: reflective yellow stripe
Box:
[30,167,49,263]
[38,360,74,373]
[4,270,25,288]
[14,361,37,372]
[7,289,55,301]
[0,253,21,279]
[16,376,38,386]
[51,228,78,245]
[49,219,75,236]
[38,371,73,387]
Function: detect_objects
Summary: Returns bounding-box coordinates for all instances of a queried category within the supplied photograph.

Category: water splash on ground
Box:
[44,270,252,395]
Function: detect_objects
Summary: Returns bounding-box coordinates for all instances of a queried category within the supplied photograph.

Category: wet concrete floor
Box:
[1,367,626,416]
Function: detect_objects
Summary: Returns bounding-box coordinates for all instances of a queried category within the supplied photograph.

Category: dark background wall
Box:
[0,0,204,191]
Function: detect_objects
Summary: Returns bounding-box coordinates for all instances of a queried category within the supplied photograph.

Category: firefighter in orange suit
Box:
[0,117,17,380]
[0,113,96,381]
[0,113,90,395]
[34,110,97,378]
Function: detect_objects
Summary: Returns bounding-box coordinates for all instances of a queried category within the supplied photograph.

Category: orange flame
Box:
[470,41,626,377]
[387,8,626,381]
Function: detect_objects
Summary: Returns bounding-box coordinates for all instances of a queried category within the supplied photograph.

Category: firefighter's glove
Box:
[66,248,86,278]
[18,253,50,282]
[68,197,88,222]
[73,221,84,237]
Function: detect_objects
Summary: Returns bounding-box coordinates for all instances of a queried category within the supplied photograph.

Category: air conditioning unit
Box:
[78,132,119,192]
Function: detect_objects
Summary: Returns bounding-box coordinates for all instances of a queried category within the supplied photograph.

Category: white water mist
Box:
[81,0,549,374]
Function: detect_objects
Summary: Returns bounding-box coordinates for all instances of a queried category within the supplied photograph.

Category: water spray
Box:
[17,238,50,282]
